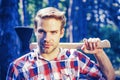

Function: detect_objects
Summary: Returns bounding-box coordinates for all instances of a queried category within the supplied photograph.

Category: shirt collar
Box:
[34,48,71,61]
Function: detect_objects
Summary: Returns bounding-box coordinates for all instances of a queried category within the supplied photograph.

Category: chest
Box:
[22,59,80,80]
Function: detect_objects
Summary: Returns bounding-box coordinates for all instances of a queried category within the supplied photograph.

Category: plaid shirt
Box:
[6,48,106,80]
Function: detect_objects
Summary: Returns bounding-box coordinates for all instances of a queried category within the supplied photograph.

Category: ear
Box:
[60,28,65,38]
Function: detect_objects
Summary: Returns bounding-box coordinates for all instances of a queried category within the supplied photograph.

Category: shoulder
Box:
[11,49,38,68]
[61,48,88,58]
[6,49,39,78]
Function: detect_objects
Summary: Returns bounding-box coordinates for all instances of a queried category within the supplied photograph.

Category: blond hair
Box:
[34,7,66,29]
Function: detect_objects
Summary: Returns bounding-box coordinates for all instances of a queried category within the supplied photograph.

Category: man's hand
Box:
[81,38,115,80]
[81,38,104,54]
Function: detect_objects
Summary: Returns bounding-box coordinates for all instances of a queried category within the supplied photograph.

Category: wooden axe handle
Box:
[59,40,111,49]
[30,40,111,50]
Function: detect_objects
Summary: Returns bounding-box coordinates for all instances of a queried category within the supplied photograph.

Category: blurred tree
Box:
[48,0,59,8]
[85,0,120,29]
[109,0,120,29]
[71,0,87,42]
[22,0,29,26]
[0,0,20,79]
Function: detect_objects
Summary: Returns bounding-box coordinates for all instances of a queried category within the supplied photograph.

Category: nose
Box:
[43,33,51,43]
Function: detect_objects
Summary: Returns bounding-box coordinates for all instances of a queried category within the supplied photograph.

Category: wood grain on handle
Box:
[30,40,111,50]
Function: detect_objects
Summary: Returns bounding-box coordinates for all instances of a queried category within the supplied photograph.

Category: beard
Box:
[38,40,58,54]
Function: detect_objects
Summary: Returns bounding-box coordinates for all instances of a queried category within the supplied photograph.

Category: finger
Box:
[81,45,90,53]
[81,45,85,51]
[93,42,97,49]
[96,38,101,48]
[92,38,97,49]
[88,38,93,50]
[83,38,89,49]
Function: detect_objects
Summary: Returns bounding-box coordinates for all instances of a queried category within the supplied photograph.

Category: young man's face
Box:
[35,18,64,54]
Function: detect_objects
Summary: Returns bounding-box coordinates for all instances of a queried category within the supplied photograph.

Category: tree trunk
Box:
[0,0,20,79]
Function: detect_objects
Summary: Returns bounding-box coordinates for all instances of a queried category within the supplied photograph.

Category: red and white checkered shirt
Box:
[6,48,106,80]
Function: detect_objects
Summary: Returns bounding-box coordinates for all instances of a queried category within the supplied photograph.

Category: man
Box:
[6,7,115,80]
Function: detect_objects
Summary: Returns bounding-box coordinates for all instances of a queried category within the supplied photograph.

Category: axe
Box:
[30,40,111,50]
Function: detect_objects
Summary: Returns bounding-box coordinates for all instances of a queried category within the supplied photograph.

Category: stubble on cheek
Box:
[38,40,45,53]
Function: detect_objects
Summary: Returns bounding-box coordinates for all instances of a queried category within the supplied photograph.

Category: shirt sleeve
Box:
[76,50,106,80]
[6,62,19,80]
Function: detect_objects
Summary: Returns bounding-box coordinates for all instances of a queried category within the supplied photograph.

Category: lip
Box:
[44,44,51,48]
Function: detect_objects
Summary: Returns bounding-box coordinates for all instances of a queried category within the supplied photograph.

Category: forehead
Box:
[37,18,62,30]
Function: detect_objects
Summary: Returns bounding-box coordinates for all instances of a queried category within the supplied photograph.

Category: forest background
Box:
[0,0,120,79]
